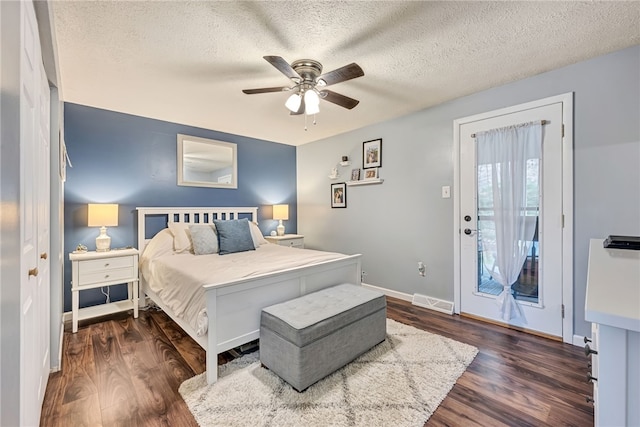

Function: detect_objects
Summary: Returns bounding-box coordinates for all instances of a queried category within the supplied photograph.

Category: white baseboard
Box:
[361,283,413,302]
[573,334,587,347]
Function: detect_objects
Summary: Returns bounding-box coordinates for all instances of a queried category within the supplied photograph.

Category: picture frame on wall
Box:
[331,183,347,208]
[363,138,382,169]
[351,168,361,181]
[364,167,379,180]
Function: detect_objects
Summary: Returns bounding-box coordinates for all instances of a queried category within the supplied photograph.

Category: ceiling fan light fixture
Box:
[285,93,302,112]
[304,89,320,115]
[304,89,319,105]
[305,101,320,115]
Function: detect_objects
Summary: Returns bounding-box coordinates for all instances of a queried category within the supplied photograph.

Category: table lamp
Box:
[272,204,289,236]
[88,203,118,251]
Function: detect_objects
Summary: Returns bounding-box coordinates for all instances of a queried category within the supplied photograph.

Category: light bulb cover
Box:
[305,102,320,115]
[304,90,320,106]
[285,93,302,112]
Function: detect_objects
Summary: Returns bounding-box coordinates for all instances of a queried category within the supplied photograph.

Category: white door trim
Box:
[453,93,574,344]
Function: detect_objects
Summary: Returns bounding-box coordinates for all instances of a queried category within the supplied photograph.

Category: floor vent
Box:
[411,293,454,315]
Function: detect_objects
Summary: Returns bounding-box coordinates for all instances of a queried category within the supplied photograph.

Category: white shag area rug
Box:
[179,319,478,427]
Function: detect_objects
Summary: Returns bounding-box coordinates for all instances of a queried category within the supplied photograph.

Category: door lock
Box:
[464,215,472,222]
[464,228,477,235]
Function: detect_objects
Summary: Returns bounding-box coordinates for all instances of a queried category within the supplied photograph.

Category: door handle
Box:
[464,215,472,222]
[40,252,48,260]
[28,267,39,277]
[464,228,477,235]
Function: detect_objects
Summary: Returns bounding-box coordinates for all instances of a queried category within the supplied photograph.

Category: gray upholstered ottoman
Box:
[260,283,386,392]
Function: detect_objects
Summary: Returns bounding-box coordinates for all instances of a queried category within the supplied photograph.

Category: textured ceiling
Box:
[51,1,639,146]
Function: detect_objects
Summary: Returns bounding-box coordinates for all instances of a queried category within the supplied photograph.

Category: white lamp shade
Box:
[88,204,118,251]
[285,93,302,112]
[272,204,289,220]
[88,204,119,227]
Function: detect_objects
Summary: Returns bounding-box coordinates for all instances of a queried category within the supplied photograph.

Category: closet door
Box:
[37,44,51,405]
[19,0,50,424]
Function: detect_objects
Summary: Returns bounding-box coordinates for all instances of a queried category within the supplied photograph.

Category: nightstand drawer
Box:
[79,266,135,286]
[264,234,304,248]
[282,239,303,248]
[79,255,134,274]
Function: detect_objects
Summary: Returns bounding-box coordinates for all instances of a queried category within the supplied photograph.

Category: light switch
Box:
[442,186,451,198]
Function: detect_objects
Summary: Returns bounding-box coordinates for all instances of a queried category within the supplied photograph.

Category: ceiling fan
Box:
[242,56,364,116]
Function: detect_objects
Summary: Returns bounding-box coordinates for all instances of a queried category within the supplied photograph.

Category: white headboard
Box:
[136,206,258,253]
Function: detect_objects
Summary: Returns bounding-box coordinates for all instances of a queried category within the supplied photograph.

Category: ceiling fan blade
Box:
[263,56,301,81]
[321,90,360,110]
[242,86,289,94]
[317,63,364,86]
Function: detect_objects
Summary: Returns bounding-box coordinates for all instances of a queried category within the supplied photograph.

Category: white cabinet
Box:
[585,239,640,427]
[69,248,139,333]
[265,234,304,248]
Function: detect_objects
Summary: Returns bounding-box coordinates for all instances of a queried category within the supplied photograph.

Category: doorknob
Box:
[464,228,477,235]
[464,215,472,222]
[40,252,48,260]
[28,267,38,277]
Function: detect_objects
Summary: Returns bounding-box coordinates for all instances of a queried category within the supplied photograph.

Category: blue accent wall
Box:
[63,103,297,311]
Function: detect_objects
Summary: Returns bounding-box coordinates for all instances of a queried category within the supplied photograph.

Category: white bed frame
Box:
[136,207,362,384]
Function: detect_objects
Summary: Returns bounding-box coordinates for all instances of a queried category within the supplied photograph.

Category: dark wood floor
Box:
[40,298,593,426]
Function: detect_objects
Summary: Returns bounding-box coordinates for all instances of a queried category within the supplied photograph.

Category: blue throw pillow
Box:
[189,224,219,255]
[213,218,256,255]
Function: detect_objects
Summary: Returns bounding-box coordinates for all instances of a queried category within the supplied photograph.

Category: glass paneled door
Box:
[458,100,566,338]
[476,156,540,304]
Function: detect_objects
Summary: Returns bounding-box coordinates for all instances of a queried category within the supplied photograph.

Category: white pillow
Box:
[141,228,174,260]
[249,221,268,246]
[168,222,193,253]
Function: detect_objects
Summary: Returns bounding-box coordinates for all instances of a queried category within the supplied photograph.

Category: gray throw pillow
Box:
[213,218,256,255]
[189,224,219,255]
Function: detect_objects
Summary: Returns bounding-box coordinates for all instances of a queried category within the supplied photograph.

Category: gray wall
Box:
[297,45,640,338]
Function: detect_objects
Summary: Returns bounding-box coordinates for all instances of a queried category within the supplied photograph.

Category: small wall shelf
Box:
[346,179,384,186]
[340,161,351,167]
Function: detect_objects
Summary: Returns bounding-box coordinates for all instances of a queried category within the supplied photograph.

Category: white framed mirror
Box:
[177,134,237,189]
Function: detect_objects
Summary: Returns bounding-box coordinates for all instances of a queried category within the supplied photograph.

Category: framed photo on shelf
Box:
[363,138,382,169]
[364,167,379,180]
[331,183,347,208]
[351,168,361,181]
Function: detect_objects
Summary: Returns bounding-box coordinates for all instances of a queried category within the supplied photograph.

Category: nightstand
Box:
[69,248,139,333]
[265,234,304,249]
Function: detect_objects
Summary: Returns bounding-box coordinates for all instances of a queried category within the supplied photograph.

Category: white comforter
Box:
[140,244,348,335]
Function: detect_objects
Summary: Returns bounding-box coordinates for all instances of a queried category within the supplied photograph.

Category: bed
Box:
[136,207,362,384]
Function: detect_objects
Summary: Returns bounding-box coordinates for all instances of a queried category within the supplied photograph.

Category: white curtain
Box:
[477,122,541,321]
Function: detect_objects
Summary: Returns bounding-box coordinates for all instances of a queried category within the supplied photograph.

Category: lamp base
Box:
[276,220,285,237]
[96,226,111,252]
